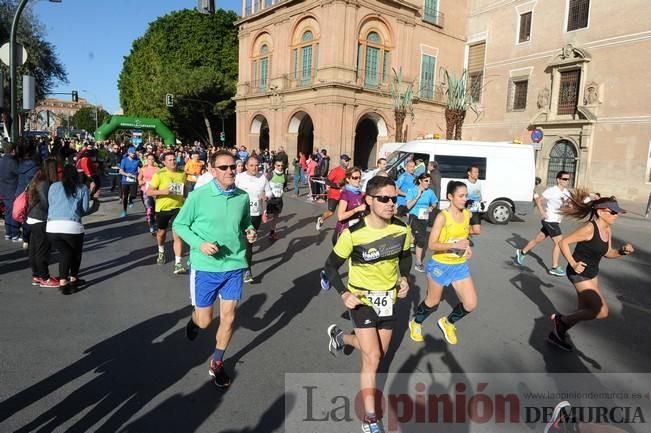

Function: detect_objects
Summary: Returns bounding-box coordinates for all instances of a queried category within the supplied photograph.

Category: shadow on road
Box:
[0,306,221,432]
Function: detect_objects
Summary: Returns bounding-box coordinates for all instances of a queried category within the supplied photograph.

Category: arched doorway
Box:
[546,140,577,187]
[251,114,269,151]
[259,118,269,151]
[354,118,379,170]
[289,111,314,156]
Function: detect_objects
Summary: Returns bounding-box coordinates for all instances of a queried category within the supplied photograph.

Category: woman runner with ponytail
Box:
[408,181,478,345]
[548,191,634,351]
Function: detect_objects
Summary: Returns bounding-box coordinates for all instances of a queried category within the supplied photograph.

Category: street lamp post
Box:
[9,0,62,142]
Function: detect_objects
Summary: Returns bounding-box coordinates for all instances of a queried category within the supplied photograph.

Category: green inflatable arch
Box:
[94,115,175,146]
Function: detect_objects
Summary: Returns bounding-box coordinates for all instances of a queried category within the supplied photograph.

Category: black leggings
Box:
[121,183,138,211]
[48,232,84,280]
[28,222,50,279]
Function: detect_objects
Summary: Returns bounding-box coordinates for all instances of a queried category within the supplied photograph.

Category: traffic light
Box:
[166,93,174,107]
[220,131,225,142]
[72,90,78,102]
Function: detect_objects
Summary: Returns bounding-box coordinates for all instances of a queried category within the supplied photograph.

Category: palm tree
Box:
[390,68,414,142]
[442,69,481,140]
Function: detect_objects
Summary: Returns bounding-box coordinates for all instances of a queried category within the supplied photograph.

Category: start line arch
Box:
[94,115,175,145]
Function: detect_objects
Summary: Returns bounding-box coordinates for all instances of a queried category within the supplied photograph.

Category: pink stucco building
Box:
[234,0,467,168]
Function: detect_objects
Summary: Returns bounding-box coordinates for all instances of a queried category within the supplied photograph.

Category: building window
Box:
[420,54,436,99]
[557,69,580,114]
[507,79,528,111]
[291,30,318,86]
[359,31,390,88]
[423,0,439,25]
[467,42,486,102]
[519,12,532,43]
[252,42,271,92]
[567,0,589,31]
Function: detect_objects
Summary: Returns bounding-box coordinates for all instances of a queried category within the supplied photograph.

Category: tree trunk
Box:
[445,108,455,140]
[203,112,214,146]
[454,110,466,140]
[395,110,405,142]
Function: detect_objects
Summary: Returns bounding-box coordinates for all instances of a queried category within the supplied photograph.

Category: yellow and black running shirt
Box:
[333,217,411,296]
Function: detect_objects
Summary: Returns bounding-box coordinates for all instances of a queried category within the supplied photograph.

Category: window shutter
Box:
[558,70,581,114]
[420,54,436,99]
[301,45,312,84]
[365,46,379,87]
[292,49,298,80]
[382,51,390,83]
[467,42,485,74]
[519,12,532,42]
[260,57,268,88]
[567,0,590,31]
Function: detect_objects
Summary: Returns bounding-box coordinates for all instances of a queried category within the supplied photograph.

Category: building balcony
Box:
[242,0,290,18]
[418,84,446,104]
[423,9,444,28]
[286,68,317,88]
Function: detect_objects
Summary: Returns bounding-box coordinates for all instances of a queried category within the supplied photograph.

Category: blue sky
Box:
[32,0,240,114]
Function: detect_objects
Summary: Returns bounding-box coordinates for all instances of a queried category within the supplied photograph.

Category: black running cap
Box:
[594,200,626,213]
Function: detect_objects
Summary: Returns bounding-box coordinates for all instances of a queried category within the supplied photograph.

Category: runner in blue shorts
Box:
[173,150,257,389]
[408,181,479,345]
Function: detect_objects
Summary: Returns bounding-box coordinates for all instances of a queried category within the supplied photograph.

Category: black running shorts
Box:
[266,197,283,215]
[409,215,428,248]
[327,198,339,212]
[156,208,180,230]
[349,304,395,330]
[470,212,482,226]
[540,220,562,238]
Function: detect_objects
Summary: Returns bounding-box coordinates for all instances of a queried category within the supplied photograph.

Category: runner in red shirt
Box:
[316,154,350,231]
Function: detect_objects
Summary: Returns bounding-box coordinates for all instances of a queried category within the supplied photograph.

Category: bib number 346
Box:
[366,291,394,317]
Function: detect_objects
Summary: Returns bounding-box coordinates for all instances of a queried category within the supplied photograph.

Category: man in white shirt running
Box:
[515,170,572,276]
[235,156,272,283]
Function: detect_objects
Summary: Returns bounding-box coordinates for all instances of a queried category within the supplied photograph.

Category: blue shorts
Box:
[426,260,471,287]
[190,269,244,307]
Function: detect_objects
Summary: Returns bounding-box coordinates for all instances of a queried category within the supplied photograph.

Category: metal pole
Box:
[10,0,30,143]
[645,192,651,218]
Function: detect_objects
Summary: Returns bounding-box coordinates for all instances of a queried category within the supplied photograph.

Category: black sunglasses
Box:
[371,195,398,203]
[215,164,237,171]
[350,176,361,180]
[560,177,570,181]
[602,209,618,215]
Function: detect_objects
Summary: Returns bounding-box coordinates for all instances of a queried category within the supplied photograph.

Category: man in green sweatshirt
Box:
[173,150,257,389]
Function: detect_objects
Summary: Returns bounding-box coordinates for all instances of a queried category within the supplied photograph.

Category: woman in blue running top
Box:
[548,191,634,352]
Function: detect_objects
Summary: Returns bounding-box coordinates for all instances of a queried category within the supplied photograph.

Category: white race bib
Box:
[270,182,283,198]
[169,182,184,196]
[249,195,261,215]
[417,207,429,220]
[125,176,136,183]
[366,291,394,317]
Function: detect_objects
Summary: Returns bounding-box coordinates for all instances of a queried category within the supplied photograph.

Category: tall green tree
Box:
[118,9,239,144]
[71,106,110,133]
[0,0,67,110]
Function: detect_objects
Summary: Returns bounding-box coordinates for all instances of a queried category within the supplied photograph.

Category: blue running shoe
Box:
[320,270,330,291]
[515,249,525,266]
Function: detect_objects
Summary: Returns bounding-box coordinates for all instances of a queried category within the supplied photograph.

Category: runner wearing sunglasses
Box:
[324,175,412,433]
[320,167,366,290]
[173,150,257,389]
[515,171,572,276]
[408,181,477,345]
[547,192,633,351]
[406,173,438,272]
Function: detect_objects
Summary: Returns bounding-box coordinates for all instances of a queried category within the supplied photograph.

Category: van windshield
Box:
[386,151,412,178]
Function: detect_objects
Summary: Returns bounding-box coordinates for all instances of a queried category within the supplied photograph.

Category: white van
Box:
[363,139,536,224]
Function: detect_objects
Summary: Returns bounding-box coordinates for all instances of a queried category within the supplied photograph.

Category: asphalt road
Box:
[1,186,649,433]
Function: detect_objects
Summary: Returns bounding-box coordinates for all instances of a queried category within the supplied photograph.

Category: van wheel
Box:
[487,201,512,224]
